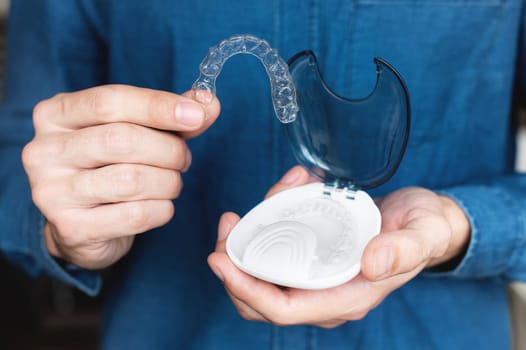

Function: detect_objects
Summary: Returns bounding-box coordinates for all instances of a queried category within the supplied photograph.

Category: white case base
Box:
[226,183,381,289]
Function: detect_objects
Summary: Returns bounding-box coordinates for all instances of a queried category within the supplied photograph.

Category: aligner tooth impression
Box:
[242,221,317,280]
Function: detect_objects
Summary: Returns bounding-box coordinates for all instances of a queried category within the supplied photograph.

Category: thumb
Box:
[361,229,433,281]
[180,89,221,139]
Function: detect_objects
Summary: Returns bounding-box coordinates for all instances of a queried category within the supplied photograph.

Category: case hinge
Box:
[323,181,357,200]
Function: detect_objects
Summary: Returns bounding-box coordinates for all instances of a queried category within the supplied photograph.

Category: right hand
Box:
[22,85,220,269]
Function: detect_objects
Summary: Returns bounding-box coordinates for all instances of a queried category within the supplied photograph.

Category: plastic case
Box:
[194,35,410,289]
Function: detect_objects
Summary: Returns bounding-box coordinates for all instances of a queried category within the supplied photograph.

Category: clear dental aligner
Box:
[192,34,299,123]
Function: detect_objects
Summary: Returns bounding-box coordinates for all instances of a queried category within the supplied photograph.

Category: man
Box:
[1,0,525,348]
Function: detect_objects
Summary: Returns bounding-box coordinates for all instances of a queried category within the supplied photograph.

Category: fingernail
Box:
[193,89,214,105]
[210,263,225,282]
[374,247,393,279]
[175,102,205,128]
[280,168,300,184]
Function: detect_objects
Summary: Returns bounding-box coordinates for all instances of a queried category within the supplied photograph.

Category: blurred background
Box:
[0,0,524,349]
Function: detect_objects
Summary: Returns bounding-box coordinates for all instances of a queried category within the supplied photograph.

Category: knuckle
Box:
[271,318,294,327]
[84,229,103,245]
[21,141,39,170]
[236,308,255,321]
[103,123,137,155]
[53,216,82,247]
[345,293,385,322]
[23,137,67,172]
[420,242,432,262]
[112,165,145,198]
[72,171,98,204]
[31,184,50,209]
[264,300,303,326]
[350,310,369,321]
[341,299,373,321]
[56,230,80,247]
[411,236,431,262]
[57,231,81,248]
[267,311,296,327]
[147,92,175,122]
[126,202,149,231]
[398,235,428,268]
[87,86,118,118]
[32,98,56,131]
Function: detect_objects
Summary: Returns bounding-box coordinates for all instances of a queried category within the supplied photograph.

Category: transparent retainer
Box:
[192,34,299,123]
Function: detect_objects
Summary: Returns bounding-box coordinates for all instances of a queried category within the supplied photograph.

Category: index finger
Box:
[33,85,221,133]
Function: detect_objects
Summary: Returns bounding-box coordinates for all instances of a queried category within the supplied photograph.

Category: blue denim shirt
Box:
[1,0,525,349]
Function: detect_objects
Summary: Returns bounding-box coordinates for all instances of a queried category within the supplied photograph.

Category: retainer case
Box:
[194,35,410,289]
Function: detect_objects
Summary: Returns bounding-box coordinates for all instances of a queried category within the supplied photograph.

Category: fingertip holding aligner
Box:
[192,34,299,123]
[192,86,214,105]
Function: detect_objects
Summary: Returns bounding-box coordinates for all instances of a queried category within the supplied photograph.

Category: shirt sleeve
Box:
[0,0,107,296]
[427,6,526,282]
[436,176,526,282]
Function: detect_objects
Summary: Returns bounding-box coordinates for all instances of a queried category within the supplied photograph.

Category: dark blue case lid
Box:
[285,51,411,190]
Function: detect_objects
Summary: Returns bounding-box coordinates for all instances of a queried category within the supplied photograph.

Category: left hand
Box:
[208,166,471,328]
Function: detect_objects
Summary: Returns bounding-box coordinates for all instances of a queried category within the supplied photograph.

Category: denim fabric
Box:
[1,0,525,349]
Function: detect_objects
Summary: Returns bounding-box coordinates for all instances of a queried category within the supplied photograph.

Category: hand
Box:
[22,85,220,269]
[208,166,470,328]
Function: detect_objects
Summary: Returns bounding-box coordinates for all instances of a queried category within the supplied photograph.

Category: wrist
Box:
[428,195,471,267]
